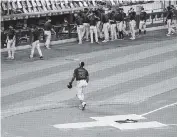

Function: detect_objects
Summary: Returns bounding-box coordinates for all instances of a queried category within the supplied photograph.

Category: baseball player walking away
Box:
[6,25,16,60]
[30,25,43,60]
[68,62,89,110]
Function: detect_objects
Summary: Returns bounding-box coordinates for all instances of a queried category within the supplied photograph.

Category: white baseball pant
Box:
[129,20,136,39]
[103,22,110,41]
[7,39,16,58]
[30,40,43,58]
[90,26,98,43]
[167,19,175,35]
[110,24,117,40]
[83,23,90,41]
[139,20,146,32]
[76,80,88,101]
[44,30,51,48]
[96,21,103,39]
[77,25,84,44]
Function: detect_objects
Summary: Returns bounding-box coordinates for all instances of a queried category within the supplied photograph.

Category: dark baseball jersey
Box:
[74,67,89,81]
[44,22,52,31]
[102,14,109,23]
[140,11,147,21]
[32,28,40,42]
[115,12,123,21]
[89,15,97,26]
[75,15,83,25]
[129,11,136,21]
[166,10,173,20]
[123,12,126,19]
[83,14,90,23]
[109,12,116,24]
[7,29,16,40]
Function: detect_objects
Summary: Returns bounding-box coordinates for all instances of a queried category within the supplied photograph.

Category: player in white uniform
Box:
[68,62,89,110]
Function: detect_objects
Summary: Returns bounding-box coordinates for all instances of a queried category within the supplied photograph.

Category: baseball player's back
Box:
[68,62,89,110]
[74,67,89,81]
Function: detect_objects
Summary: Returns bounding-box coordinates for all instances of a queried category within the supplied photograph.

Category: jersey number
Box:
[78,72,85,78]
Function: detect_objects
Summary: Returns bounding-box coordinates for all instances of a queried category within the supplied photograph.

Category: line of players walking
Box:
[5,6,176,60]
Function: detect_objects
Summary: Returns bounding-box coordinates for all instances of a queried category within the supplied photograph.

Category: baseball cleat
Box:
[130,37,135,40]
[82,102,86,111]
[102,40,108,43]
[6,57,11,59]
[40,56,44,60]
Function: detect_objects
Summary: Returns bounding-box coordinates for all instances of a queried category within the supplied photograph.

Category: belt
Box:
[76,79,86,81]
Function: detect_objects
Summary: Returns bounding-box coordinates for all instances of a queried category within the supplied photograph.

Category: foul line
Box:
[141,102,177,116]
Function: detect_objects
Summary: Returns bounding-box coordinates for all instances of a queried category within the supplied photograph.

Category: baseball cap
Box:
[79,62,85,67]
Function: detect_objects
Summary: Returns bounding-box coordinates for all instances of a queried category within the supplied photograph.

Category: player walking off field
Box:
[30,25,43,60]
[166,6,175,36]
[68,62,89,110]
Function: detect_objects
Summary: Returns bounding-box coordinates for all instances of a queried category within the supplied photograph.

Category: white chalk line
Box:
[141,102,177,116]
[167,124,177,126]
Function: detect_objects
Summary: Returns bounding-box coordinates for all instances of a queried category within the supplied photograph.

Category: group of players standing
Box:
[74,6,147,44]
[5,5,176,60]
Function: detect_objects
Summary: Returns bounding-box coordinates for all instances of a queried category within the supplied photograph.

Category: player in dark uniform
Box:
[44,18,56,49]
[6,25,16,59]
[88,11,100,44]
[166,6,175,36]
[74,13,84,44]
[68,62,89,110]
[96,8,104,39]
[30,25,43,59]
[139,7,147,35]
[128,8,136,40]
[109,10,117,41]
[82,10,90,41]
[121,8,128,36]
[171,5,177,30]
[102,11,110,42]
[115,8,124,39]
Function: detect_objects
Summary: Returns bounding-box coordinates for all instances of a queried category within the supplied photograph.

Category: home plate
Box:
[53,114,167,130]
